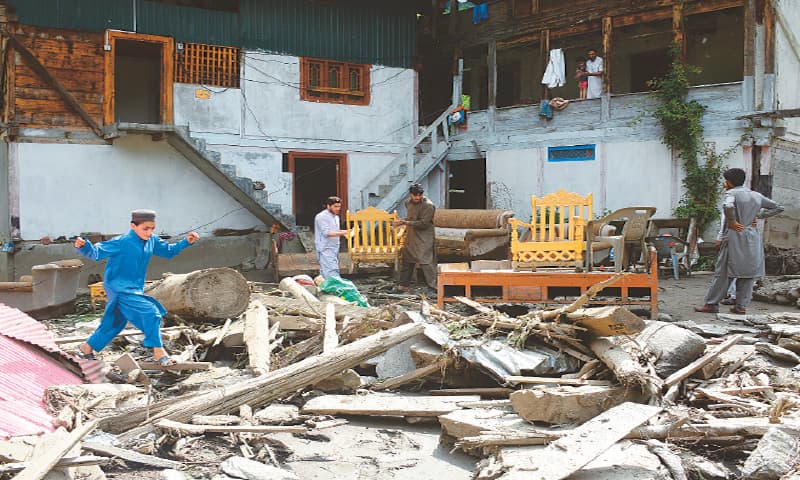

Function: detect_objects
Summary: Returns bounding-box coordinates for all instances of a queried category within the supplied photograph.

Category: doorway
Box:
[447,158,486,209]
[288,153,348,228]
[104,31,174,125]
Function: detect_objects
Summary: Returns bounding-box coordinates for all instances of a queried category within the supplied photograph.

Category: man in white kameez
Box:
[585,48,604,99]
[695,168,783,314]
[314,196,348,279]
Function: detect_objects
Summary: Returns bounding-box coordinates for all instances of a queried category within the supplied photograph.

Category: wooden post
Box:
[602,17,613,94]
[539,29,550,102]
[452,50,463,107]
[763,0,775,111]
[672,3,686,58]
[487,39,497,135]
[449,0,458,35]
[531,0,539,15]
[743,0,756,111]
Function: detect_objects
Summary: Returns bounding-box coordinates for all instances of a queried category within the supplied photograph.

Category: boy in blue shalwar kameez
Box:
[74,209,199,364]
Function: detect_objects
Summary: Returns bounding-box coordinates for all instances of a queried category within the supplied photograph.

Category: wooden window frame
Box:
[300,57,370,106]
[104,30,174,125]
[174,43,240,88]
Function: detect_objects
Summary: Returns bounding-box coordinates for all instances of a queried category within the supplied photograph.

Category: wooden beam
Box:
[81,442,183,469]
[5,32,104,138]
[0,456,110,474]
[155,419,307,435]
[672,3,686,58]
[372,361,441,391]
[487,39,497,133]
[663,334,743,388]
[13,420,98,480]
[539,29,549,101]
[764,0,775,75]
[602,17,612,94]
[743,0,756,77]
[323,302,339,353]
[504,376,613,386]
[244,300,270,374]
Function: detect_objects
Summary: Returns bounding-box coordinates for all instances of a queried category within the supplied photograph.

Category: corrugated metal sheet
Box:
[8,0,415,67]
[240,0,415,67]
[0,304,107,384]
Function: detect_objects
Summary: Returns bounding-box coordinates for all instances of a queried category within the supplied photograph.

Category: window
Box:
[548,144,596,162]
[174,43,240,88]
[301,58,370,106]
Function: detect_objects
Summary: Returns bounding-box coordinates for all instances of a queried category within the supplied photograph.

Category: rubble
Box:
[4,271,800,480]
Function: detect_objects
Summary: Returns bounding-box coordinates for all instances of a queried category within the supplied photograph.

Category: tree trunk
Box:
[145,267,249,321]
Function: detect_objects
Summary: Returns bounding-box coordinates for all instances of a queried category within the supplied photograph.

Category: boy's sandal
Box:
[730,306,747,314]
[155,356,177,367]
[721,297,736,306]
[74,350,97,361]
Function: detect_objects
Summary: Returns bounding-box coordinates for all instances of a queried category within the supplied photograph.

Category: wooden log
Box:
[504,376,613,386]
[103,323,425,437]
[589,337,661,397]
[663,335,743,388]
[498,402,663,480]
[137,361,211,371]
[81,442,182,469]
[430,388,513,398]
[191,415,241,426]
[13,420,98,480]
[244,300,270,374]
[278,277,319,304]
[254,293,381,323]
[302,393,481,417]
[145,267,249,321]
[0,456,110,473]
[694,388,770,412]
[155,419,306,435]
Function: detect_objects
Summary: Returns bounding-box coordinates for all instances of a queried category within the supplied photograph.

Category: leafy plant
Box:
[649,44,732,231]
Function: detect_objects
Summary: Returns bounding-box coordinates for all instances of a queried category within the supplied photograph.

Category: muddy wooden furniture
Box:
[437,251,659,319]
[587,207,657,272]
[509,190,593,268]
[346,206,405,273]
[0,259,83,319]
[434,209,514,259]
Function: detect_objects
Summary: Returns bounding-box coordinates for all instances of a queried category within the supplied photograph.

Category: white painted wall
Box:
[775,0,800,139]
[486,137,746,227]
[16,136,263,239]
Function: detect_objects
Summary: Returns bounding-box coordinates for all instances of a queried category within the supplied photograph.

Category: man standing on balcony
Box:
[314,196,348,279]
[585,48,604,99]
[394,184,437,294]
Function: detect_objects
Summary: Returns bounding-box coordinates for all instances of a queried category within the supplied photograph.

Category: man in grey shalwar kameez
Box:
[314,196,348,279]
[695,168,783,314]
[394,184,437,292]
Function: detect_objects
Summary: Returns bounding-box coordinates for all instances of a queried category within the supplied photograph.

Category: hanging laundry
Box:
[472,2,489,24]
[541,48,566,88]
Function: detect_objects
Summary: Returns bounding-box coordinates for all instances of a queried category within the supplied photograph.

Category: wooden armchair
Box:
[345,207,405,273]
[509,190,593,268]
[587,207,657,272]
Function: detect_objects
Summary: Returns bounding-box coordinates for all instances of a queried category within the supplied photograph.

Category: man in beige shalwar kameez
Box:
[394,183,437,292]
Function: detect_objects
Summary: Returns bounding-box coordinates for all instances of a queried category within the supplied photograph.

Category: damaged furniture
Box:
[346,206,405,273]
[645,217,697,279]
[509,190,593,268]
[434,208,514,259]
[0,259,83,319]
[586,207,657,272]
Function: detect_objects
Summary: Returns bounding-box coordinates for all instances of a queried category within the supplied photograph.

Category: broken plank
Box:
[663,334,743,388]
[302,393,481,417]
[0,456,110,473]
[694,388,770,411]
[244,300,270,374]
[499,402,663,480]
[430,388,513,398]
[155,419,306,435]
[323,303,338,353]
[504,376,613,386]
[13,420,98,480]
[137,361,212,371]
[695,385,773,396]
[373,362,441,391]
[211,318,232,347]
[565,305,646,337]
[81,442,183,469]
[269,314,322,332]
[191,415,241,425]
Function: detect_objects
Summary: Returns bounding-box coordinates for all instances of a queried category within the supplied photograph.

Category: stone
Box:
[312,369,362,393]
[740,425,800,479]
[376,336,425,379]
[220,456,299,480]
[159,469,187,480]
[253,404,301,424]
[637,321,706,378]
[755,342,800,365]
[510,385,643,425]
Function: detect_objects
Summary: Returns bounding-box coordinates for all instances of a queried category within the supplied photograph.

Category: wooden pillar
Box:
[488,39,497,134]
[672,3,686,58]
[743,0,756,110]
[532,0,539,14]
[452,49,463,107]
[763,0,775,110]
[539,29,550,101]
[449,0,458,35]
[602,17,612,94]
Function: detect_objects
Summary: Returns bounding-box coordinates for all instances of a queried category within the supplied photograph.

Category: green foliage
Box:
[446,318,482,339]
[695,254,718,271]
[650,44,728,231]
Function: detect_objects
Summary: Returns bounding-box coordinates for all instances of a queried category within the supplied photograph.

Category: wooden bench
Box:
[345,206,405,273]
[509,190,593,268]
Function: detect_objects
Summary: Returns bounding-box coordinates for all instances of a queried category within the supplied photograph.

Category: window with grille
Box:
[300,58,370,106]
[174,43,240,88]
[548,144,596,162]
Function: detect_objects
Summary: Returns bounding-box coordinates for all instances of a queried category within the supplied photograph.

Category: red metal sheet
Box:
[0,303,107,384]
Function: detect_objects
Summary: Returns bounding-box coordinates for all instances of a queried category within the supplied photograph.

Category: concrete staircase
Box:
[361,105,455,213]
[104,123,295,231]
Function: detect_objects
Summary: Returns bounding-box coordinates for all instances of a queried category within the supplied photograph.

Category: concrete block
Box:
[510,385,642,425]
[740,425,800,480]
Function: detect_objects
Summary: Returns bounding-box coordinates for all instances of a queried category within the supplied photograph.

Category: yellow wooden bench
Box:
[509,190,593,268]
[345,206,405,273]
